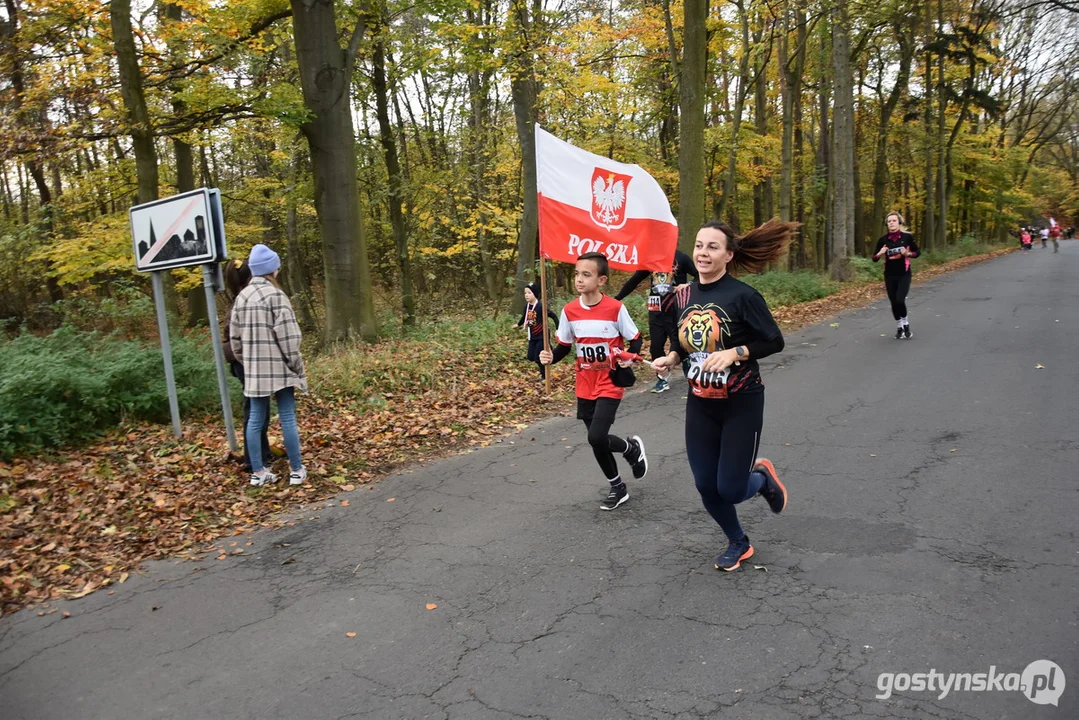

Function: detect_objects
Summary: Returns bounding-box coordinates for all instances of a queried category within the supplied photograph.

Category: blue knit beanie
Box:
[248,244,280,277]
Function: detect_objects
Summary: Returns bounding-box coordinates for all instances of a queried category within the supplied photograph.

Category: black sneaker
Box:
[600,484,629,511]
[903,324,912,339]
[895,327,904,340]
[714,536,754,571]
[624,435,648,479]
[754,459,787,513]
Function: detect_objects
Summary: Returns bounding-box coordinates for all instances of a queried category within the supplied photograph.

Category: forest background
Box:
[0,0,1076,610]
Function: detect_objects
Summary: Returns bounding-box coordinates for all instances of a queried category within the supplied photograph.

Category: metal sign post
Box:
[202,264,237,452]
[151,271,183,438]
[132,187,235,448]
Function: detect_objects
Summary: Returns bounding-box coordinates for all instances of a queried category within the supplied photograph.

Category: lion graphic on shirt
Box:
[679,304,731,353]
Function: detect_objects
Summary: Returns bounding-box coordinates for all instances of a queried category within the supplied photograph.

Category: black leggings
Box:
[648,311,678,360]
[884,274,912,321]
[685,392,767,542]
[579,397,629,480]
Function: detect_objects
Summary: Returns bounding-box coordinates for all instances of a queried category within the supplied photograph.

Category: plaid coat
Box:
[229,277,307,397]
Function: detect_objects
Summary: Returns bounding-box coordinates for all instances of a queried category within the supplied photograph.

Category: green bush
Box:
[0,326,222,458]
[847,256,881,282]
[740,271,841,308]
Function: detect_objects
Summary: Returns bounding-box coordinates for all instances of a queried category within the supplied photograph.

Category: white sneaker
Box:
[289,466,308,486]
[249,470,279,487]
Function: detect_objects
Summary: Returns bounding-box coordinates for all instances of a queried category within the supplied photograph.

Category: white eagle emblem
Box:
[590,169,631,231]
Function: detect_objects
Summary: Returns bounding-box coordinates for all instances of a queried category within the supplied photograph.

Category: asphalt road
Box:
[2,244,1077,719]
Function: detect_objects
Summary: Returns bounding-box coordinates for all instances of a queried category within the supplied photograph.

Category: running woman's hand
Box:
[539,349,553,365]
[701,348,740,373]
[652,351,679,372]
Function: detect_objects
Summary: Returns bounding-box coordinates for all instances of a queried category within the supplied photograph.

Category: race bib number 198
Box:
[577,341,610,370]
[686,352,729,399]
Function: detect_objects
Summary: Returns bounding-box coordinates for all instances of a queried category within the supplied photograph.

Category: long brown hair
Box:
[700,218,800,275]
[223,258,252,299]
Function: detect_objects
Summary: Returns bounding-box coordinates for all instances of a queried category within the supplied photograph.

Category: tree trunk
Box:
[716,0,750,227]
[509,0,539,317]
[112,0,183,319]
[829,0,855,280]
[285,143,318,332]
[921,0,935,249]
[935,0,947,247]
[792,9,807,270]
[678,0,708,250]
[371,8,416,325]
[111,0,158,205]
[467,3,502,302]
[778,4,793,228]
[290,0,377,343]
[869,28,912,243]
[660,0,681,169]
[160,0,208,328]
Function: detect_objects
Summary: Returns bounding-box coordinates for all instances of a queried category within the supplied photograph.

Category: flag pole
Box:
[539,253,551,396]
[534,124,552,396]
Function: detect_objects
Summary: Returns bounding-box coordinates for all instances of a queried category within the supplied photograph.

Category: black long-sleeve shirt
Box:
[872,232,920,277]
[516,301,558,340]
[667,274,784,397]
[614,249,697,313]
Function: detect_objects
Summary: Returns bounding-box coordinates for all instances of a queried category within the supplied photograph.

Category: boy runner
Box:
[541,252,649,510]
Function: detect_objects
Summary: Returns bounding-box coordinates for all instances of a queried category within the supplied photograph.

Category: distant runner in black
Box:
[514,282,559,380]
[872,212,920,340]
[613,249,697,393]
[653,218,797,572]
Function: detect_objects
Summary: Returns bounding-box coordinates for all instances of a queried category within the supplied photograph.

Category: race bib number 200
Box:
[685,352,729,399]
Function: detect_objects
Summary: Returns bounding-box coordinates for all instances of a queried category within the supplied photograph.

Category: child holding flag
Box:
[540,253,648,510]
[514,282,559,380]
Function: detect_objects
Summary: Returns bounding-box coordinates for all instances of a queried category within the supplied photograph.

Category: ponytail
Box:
[701,218,800,275]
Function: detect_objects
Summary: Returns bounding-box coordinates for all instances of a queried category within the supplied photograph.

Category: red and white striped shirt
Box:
[555,295,641,400]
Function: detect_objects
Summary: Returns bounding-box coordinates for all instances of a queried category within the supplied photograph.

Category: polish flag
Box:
[536,126,677,272]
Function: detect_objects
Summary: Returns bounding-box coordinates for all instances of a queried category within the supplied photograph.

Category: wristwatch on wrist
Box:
[735,346,745,357]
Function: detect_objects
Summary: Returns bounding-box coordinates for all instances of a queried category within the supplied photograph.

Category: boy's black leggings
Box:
[884,274,912,320]
[579,397,629,480]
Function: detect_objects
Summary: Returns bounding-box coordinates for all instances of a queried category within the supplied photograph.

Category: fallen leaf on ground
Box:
[346,632,357,638]
[386,498,395,502]
[340,500,349,507]
[1035,364,1045,369]
[426,603,438,610]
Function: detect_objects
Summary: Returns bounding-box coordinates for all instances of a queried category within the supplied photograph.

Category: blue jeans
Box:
[247,387,303,473]
[230,362,270,469]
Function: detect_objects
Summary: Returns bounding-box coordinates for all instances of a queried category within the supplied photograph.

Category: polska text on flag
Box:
[536,126,678,272]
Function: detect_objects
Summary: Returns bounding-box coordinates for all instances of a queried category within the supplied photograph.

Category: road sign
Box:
[131,188,219,272]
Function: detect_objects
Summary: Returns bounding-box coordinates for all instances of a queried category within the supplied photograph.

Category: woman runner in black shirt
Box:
[653,219,797,571]
[872,212,920,339]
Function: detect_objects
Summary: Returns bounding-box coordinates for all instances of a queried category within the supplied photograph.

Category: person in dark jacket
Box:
[515,282,559,379]
[221,259,270,472]
[613,249,697,393]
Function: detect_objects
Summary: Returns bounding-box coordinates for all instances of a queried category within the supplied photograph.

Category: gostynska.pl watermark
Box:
[876,659,1065,706]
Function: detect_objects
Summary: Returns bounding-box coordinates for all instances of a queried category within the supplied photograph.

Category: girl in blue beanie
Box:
[229,244,309,486]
